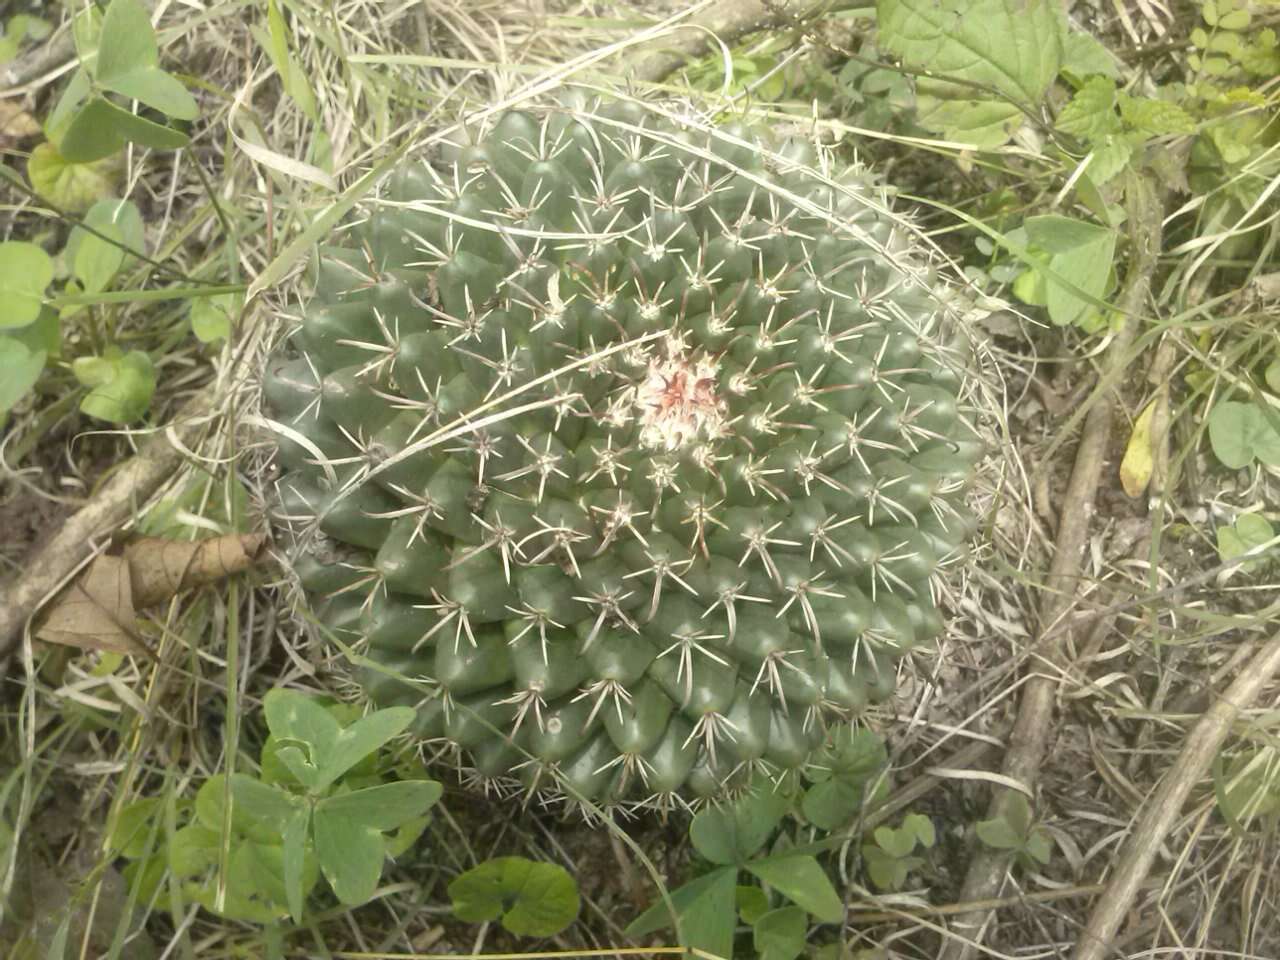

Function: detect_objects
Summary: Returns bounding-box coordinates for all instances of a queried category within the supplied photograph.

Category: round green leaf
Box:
[0,241,53,328]
[66,198,146,294]
[753,906,808,960]
[1217,513,1275,572]
[1025,829,1053,864]
[72,348,156,423]
[801,727,888,830]
[190,294,237,343]
[903,812,936,848]
[27,142,118,213]
[448,857,580,937]
[1265,360,1280,396]
[690,785,790,865]
[1208,400,1280,469]
[0,335,47,415]
[975,811,1023,851]
[801,776,864,831]
[94,0,197,119]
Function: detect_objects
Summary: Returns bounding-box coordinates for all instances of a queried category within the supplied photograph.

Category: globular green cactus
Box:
[261,96,981,811]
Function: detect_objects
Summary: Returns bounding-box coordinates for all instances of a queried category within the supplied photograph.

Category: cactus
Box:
[261,97,981,810]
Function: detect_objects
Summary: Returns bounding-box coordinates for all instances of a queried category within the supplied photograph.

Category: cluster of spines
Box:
[262,97,982,810]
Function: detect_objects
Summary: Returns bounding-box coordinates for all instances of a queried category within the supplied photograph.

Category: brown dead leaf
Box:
[36,554,138,654]
[125,533,266,608]
[0,100,41,146]
[35,534,267,655]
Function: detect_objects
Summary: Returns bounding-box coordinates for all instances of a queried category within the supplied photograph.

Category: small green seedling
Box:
[448,856,580,937]
[47,0,197,164]
[862,813,935,892]
[113,691,440,924]
[752,905,809,960]
[0,197,155,423]
[1215,746,1280,834]
[800,726,890,831]
[71,347,156,425]
[3,0,202,424]
[1008,215,1117,330]
[975,793,1053,868]
[627,781,844,960]
[1216,512,1276,576]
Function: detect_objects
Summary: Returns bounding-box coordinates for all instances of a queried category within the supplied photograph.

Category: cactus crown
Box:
[262,95,981,811]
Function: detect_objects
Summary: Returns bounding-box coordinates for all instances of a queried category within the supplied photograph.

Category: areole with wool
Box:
[260,96,983,810]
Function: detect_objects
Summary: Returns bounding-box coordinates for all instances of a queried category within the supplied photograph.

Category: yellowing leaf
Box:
[27,142,120,213]
[1120,399,1158,498]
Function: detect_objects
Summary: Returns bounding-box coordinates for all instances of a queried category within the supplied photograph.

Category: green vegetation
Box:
[2,0,1278,957]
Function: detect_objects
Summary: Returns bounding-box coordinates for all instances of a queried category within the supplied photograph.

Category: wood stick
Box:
[940,171,1164,959]
[627,0,786,83]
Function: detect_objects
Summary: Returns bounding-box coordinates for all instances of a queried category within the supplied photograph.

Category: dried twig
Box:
[1073,628,1280,960]
[627,0,788,83]
[940,171,1165,958]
